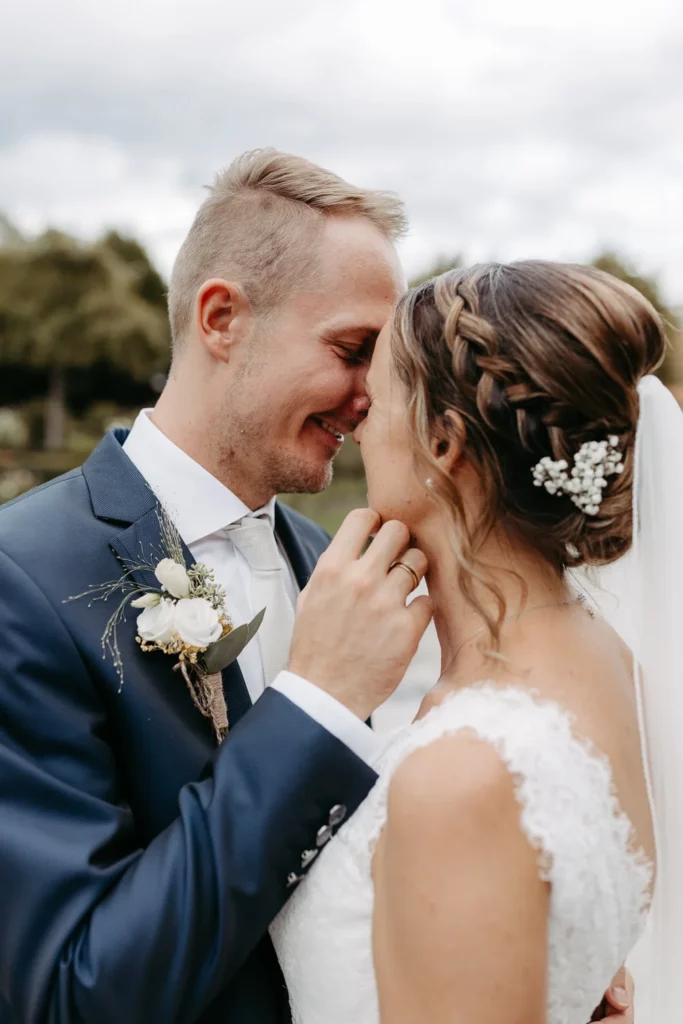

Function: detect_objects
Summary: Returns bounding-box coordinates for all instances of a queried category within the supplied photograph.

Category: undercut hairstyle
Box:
[391,260,666,644]
[168,148,407,348]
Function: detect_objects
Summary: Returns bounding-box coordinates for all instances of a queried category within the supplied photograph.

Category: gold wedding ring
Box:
[390,560,420,591]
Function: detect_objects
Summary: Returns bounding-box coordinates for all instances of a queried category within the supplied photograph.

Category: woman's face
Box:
[353,323,431,527]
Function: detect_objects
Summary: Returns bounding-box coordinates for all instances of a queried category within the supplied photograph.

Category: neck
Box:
[418,514,571,676]
[151,369,275,511]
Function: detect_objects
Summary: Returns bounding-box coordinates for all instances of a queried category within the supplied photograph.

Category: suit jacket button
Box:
[316,824,334,848]
[301,849,319,868]
[328,804,347,827]
[286,872,304,888]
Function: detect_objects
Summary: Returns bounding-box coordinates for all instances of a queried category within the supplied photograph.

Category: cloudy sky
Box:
[1,0,682,301]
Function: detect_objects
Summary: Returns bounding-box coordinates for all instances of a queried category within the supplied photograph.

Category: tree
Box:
[0,215,24,248]
[100,230,169,314]
[590,252,680,383]
[0,230,170,449]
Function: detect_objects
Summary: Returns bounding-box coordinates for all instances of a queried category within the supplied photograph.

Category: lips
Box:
[313,417,345,442]
[308,416,345,450]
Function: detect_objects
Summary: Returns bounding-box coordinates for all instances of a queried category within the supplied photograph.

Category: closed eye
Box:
[325,331,377,367]
[337,346,367,366]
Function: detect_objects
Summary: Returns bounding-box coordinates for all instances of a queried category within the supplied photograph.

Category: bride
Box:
[270,260,682,1023]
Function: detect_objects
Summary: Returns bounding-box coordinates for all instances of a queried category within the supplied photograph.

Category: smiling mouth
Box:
[312,417,345,443]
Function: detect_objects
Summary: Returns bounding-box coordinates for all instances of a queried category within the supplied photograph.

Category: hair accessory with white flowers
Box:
[531,435,625,516]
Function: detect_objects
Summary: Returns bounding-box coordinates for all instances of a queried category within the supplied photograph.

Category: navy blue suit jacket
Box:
[0,430,378,1023]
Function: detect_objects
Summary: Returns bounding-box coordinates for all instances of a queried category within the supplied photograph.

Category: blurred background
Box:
[1,0,681,720]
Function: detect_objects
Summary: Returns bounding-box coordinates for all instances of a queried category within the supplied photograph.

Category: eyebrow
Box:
[320,323,381,344]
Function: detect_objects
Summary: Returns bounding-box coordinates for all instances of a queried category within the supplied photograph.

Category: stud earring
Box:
[425,477,433,488]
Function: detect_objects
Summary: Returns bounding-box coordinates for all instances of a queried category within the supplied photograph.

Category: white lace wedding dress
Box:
[270,684,653,1024]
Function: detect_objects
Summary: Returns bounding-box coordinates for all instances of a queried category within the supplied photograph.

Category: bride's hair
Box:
[391,261,666,632]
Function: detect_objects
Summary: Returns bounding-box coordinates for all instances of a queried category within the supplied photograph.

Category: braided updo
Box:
[391,261,665,591]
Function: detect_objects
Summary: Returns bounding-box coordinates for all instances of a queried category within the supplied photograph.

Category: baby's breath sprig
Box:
[186,563,227,610]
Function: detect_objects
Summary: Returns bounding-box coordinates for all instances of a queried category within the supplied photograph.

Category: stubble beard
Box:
[223,405,336,498]
[225,337,337,496]
[261,445,335,496]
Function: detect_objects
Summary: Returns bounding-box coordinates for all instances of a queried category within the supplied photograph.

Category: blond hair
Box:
[168,148,407,347]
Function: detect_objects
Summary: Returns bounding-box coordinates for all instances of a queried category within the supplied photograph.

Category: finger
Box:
[323,508,380,564]
[609,965,627,993]
[406,594,433,637]
[604,986,629,1011]
[589,996,608,1020]
[602,1002,633,1020]
[604,966,632,1012]
[387,549,428,598]
[363,519,411,573]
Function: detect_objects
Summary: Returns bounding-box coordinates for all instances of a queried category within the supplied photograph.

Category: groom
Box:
[0,150,635,1023]
[0,149,408,1024]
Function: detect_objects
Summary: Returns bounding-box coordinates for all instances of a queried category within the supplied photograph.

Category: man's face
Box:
[223,217,403,497]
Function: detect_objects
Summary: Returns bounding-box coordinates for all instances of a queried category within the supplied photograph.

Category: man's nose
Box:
[350,394,370,417]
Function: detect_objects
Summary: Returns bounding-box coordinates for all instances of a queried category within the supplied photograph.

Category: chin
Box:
[268,451,335,496]
[365,494,392,523]
[368,493,420,529]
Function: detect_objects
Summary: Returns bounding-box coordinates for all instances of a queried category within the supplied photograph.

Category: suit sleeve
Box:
[0,548,377,1023]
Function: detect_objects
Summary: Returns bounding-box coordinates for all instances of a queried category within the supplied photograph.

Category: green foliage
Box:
[0,226,171,448]
[0,231,169,377]
[0,215,24,248]
[100,231,169,313]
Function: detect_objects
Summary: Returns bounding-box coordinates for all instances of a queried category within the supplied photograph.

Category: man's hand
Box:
[290,509,431,721]
[590,967,634,1022]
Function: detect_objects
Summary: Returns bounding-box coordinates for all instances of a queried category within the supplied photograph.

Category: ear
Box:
[194,278,252,363]
[430,410,466,477]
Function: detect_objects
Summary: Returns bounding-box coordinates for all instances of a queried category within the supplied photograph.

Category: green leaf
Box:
[199,607,266,675]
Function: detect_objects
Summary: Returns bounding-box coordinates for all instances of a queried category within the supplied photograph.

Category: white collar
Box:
[122,409,276,545]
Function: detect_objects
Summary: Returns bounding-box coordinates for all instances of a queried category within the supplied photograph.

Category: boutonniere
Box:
[67,506,263,742]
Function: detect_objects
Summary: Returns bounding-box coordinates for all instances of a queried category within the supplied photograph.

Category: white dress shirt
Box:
[123,410,381,767]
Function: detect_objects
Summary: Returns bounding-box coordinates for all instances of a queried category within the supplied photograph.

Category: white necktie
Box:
[225,515,296,686]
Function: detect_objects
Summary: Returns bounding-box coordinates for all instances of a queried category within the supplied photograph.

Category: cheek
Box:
[308,349,355,389]
[365,425,425,521]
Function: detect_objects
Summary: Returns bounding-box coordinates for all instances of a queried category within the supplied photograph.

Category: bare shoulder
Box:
[374,730,549,1022]
[386,731,523,845]
[379,729,547,956]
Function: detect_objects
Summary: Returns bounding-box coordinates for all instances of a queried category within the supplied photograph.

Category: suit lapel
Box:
[109,505,192,592]
[84,435,327,733]
[85,430,253,733]
[110,506,254,730]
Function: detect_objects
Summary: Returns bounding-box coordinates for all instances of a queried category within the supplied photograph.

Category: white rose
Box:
[137,598,177,645]
[155,558,191,599]
[174,597,222,650]
[131,592,161,609]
